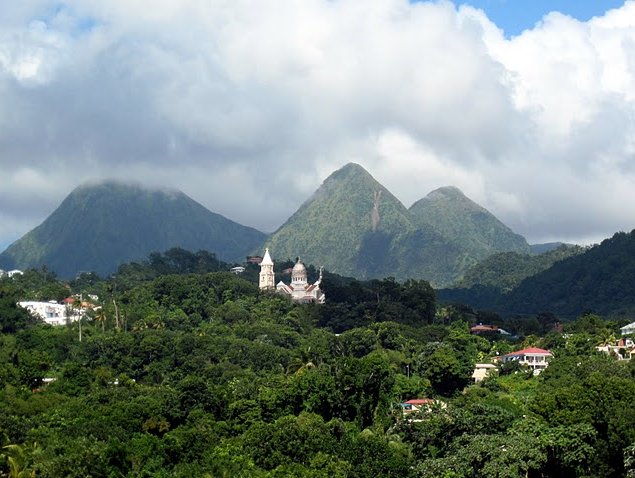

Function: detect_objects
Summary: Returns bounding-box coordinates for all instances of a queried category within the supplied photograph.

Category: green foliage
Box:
[457,244,585,292]
[503,230,635,318]
[441,230,635,319]
[0,281,33,333]
[0,263,632,477]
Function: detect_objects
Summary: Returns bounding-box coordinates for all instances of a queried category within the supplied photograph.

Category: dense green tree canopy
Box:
[0,251,633,477]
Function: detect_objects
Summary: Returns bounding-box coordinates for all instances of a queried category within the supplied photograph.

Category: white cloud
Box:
[1,0,635,249]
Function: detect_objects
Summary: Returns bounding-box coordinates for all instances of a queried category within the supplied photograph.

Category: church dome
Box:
[291,259,307,283]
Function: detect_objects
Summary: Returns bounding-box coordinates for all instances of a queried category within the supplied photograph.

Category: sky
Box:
[451,1,627,36]
[1,0,635,252]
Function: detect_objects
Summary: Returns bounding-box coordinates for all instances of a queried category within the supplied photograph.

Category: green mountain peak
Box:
[0,181,266,278]
[409,186,529,271]
[265,163,415,279]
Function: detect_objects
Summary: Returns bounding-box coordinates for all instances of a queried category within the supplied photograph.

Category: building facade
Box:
[258,248,325,303]
[18,301,81,326]
[501,347,553,375]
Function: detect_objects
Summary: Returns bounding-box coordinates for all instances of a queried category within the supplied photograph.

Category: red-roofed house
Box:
[502,347,553,374]
[399,398,445,418]
[470,323,512,336]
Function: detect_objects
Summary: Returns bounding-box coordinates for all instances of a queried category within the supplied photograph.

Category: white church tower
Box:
[259,248,275,290]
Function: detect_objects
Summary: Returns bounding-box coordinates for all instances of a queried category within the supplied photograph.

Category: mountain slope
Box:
[502,230,635,318]
[456,244,586,292]
[0,182,266,278]
[440,231,635,318]
[409,186,529,269]
[264,163,465,284]
[265,163,414,279]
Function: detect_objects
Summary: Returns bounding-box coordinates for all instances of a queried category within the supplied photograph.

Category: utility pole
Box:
[78,293,83,342]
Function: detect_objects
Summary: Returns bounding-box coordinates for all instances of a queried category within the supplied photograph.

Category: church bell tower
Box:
[259,248,275,290]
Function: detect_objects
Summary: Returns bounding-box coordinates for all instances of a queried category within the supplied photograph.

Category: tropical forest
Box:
[1,248,634,477]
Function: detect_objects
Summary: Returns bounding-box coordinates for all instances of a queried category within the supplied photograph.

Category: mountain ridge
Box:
[264,163,528,286]
[1,163,535,286]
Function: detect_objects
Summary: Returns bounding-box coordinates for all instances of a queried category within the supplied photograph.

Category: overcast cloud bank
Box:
[1,0,635,250]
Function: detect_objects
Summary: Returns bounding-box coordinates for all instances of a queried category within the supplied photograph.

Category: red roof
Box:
[404,399,434,405]
[505,347,552,356]
[470,324,498,332]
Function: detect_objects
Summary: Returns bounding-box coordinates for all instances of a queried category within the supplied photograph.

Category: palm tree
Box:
[1,444,36,478]
[94,307,107,333]
[73,296,83,342]
[286,346,317,375]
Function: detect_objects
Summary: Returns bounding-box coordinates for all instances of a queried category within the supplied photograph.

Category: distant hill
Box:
[456,244,586,292]
[529,242,573,254]
[0,182,266,278]
[264,163,528,286]
[502,231,635,317]
[409,186,530,269]
[440,231,635,319]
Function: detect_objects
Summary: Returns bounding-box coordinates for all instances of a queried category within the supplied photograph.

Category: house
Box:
[472,363,497,383]
[596,338,634,360]
[246,255,263,265]
[398,398,446,420]
[230,266,245,274]
[259,248,325,304]
[7,270,23,278]
[470,324,511,336]
[18,301,82,326]
[501,347,553,375]
[620,321,635,336]
[401,398,435,414]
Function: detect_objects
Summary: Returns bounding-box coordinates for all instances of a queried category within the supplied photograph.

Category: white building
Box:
[472,363,497,383]
[620,321,635,336]
[259,248,325,304]
[501,347,553,375]
[18,301,81,326]
[7,270,23,278]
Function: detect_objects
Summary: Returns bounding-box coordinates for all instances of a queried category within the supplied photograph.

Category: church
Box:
[259,248,325,304]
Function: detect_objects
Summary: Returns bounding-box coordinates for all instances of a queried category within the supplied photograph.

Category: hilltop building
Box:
[258,248,325,304]
[472,363,497,383]
[1,269,23,278]
[596,338,635,360]
[18,301,82,326]
[621,321,635,336]
[470,324,511,336]
[499,347,553,375]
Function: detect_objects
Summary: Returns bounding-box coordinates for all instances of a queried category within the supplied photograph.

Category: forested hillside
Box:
[0,249,634,477]
[409,186,529,267]
[441,231,635,319]
[503,230,635,317]
[265,163,529,286]
[457,244,585,292]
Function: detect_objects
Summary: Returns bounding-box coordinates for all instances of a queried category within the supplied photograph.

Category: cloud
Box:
[1,0,635,249]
